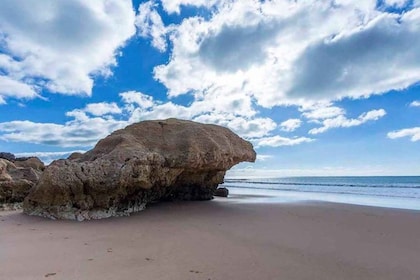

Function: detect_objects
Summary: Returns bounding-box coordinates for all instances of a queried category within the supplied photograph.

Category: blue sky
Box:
[0,0,419,176]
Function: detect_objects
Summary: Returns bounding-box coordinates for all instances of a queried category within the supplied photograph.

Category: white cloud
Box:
[383,0,410,8]
[65,102,122,122]
[160,0,219,14]
[280,119,302,132]
[410,100,420,107]
[0,117,127,147]
[387,127,420,142]
[256,154,274,161]
[84,102,122,116]
[136,1,167,52]
[120,91,155,109]
[194,114,277,138]
[0,75,40,104]
[130,101,193,122]
[125,91,275,138]
[359,109,387,122]
[0,0,136,102]
[148,1,420,108]
[255,135,314,147]
[309,109,386,134]
[0,90,278,147]
[288,11,420,102]
[301,104,345,120]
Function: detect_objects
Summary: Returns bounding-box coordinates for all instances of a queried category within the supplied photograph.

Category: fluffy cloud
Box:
[0,117,127,147]
[67,102,122,117]
[383,0,410,8]
[0,0,135,102]
[194,114,277,138]
[255,135,314,148]
[410,100,420,107]
[150,0,420,108]
[120,91,155,109]
[125,91,275,138]
[0,75,39,104]
[308,109,386,134]
[288,12,420,101]
[160,0,219,14]
[301,104,345,120]
[0,90,277,147]
[387,127,420,141]
[136,1,167,52]
[256,154,274,161]
[280,119,302,132]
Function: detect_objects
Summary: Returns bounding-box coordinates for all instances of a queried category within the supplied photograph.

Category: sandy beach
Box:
[1,198,420,280]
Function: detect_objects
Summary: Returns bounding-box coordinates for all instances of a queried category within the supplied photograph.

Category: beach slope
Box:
[1,200,419,280]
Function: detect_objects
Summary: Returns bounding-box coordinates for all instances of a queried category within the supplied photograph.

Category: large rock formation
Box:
[23,119,256,220]
[0,156,45,204]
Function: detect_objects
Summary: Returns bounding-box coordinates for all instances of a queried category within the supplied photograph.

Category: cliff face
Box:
[24,119,256,220]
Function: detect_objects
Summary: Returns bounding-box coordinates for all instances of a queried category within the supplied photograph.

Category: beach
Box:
[1,198,420,280]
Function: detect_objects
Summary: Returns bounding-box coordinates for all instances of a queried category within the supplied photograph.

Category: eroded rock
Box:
[0,157,44,204]
[24,119,256,220]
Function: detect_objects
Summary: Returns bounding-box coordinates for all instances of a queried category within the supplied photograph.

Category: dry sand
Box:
[1,198,420,280]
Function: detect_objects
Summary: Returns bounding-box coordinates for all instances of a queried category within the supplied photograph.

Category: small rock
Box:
[214,187,229,197]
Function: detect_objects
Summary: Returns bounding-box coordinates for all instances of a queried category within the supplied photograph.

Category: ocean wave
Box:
[224,179,420,189]
[222,184,420,199]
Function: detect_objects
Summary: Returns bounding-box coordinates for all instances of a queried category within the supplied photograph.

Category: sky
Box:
[0,0,419,177]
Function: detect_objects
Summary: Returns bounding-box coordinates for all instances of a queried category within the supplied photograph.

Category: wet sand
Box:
[1,199,420,280]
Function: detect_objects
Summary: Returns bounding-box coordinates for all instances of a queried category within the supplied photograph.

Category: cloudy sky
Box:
[0,0,419,176]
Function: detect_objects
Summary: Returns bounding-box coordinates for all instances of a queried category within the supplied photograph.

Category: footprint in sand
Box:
[44,272,56,277]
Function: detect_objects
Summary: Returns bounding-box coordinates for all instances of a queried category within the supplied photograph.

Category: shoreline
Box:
[224,186,420,211]
[1,198,420,280]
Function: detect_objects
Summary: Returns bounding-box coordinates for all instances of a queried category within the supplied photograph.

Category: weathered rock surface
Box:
[24,119,256,220]
[0,157,45,204]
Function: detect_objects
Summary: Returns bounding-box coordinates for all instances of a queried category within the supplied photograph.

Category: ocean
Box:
[221,176,420,211]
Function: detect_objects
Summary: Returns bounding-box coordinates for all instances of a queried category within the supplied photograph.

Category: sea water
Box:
[221,176,420,210]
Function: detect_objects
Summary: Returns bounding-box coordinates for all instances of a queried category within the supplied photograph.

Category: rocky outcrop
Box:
[0,157,45,204]
[67,152,83,161]
[23,119,256,220]
[0,152,15,161]
[14,157,45,171]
